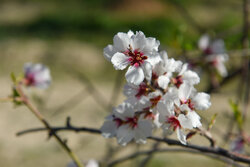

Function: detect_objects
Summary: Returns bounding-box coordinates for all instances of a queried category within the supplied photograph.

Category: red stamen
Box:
[167,116,181,131]
[150,95,162,107]
[172,75,183,88]
[135,83,149,99]
[124,48,147,67]
[126,117,138,129]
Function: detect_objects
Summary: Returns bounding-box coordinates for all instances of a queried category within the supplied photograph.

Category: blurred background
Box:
[0,0,249,167]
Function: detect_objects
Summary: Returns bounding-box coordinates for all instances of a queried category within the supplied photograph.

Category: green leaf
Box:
[208,113,217,131]
[10,72,16,83]
[229,100,243,130]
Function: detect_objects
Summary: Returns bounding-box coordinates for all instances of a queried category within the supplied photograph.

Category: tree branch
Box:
[16,123,250,164]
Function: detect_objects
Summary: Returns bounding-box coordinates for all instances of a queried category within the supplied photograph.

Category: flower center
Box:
[204,47,213,55]
[150,95,162,108]
[180,99,195,110]
[172,75,183,88]
[125,47,147,67]
[126,117,138,129]
[25,73,36,86]
[167,116,181,131]
[135,83,149,99]
[114,117,123,128]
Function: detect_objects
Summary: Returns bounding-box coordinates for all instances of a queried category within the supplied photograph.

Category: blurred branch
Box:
[138,141,161,167]
[241,0,250,122]
[16,120,250,165]
[205,67,243,93]
[169,1,204,33]
[108,148,247,167]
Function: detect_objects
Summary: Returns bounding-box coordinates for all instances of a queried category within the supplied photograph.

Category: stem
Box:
[16,125,250,164]
[15,83,84,167]
[0,97,14,102]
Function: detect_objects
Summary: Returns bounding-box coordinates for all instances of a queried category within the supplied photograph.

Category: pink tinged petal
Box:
[100,120,117,138]
[113,32,132,51]
[142,61,152,82]
[117,124,135,146]
[178,83,192,101]
[178,114,193,129]
[198,34,210,51]
[176,127,187,145]
[111,52,130,70]
[158,75,170,89]
[125,66,144,85]
[103,45,116,61]
[193,92,211,110]
[24,63,51,89]
[183,70,200,85]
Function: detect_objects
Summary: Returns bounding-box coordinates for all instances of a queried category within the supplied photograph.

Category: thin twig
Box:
[15,83,84,167]
[16,124,250,164]
[108,148,247,167]
[138,141,161,167]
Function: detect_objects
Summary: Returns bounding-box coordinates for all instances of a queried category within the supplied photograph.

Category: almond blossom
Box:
[198,34,229,77]
[23,63,51,89]
[104,30,161,85]
[101,102,153,146]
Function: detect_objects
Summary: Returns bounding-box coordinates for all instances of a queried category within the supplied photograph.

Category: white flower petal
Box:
[135,119,153,143]
[178,114,193,129]
[103,45,116,61]
[100,120,117,138]
[183,70,200,85]
[158,75,170,89]
[198,34,210,50]
[146,52,161,67]
[117,125,135,146]
[123,83,139,97]
[210,39,225,54]
[125,66,144,85]
[176,127,187,145]
[187,111,202,128]
[193,92,211,110]
[142,61,152,82]
[111,52,130,70]
[113,32,132,51]
[178,83,192,101]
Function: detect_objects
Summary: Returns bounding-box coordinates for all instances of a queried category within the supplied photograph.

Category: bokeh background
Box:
[0,0,249,167]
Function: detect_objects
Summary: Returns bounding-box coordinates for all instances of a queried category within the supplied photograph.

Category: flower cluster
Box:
[101,31,211,145]
[198,34,228,77]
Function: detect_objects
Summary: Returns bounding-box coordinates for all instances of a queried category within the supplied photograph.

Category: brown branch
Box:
[15,84,84,167]
[16,122,250,164]
[108,148,247,167]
